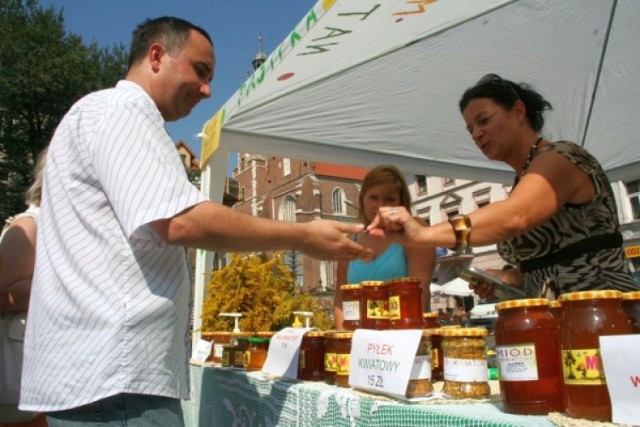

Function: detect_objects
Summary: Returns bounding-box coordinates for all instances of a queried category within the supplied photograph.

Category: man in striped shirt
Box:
[19,16,371,426]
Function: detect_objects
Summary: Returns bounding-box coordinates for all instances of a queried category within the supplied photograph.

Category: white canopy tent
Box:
[191,0,640,343]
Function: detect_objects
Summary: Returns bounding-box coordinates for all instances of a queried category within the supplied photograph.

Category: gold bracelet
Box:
[449,215,472,255]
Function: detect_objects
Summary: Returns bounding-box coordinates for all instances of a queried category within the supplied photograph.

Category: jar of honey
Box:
[298,331,325,381]
[333,331,354,388]
[622,291,640,333]
[244,337,270,371]
[360,281,389,329]
[441,327,490,399]
[423,312,440,329]
[323,331,338,385]
[549,300,562,324]
[405,330,433,398]
[340,284,362,330]
[221,344,236,368]
[387,277,424,329]
[232,333,253,368]
[559,290,633,421]
[428,328,444,382]
[494,298,564,414]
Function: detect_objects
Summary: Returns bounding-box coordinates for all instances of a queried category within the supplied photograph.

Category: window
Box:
[442,177,455,187]
[283,158,291,177]
[416,175,427,194]
[332,188,345,214]
[279,195,296,222]
[473,189,491,210]
[625,180,640,220]
[445,209,460,220]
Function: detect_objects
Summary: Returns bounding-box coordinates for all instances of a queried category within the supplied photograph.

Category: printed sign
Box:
[262,327,311,379]
[349,329,422,398]
[600,335,640,425]
[193,339,213,364]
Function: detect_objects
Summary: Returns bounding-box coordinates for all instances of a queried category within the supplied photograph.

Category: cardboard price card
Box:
[600,334,640,425]
[349,329,422,398]
[262,327,311,379]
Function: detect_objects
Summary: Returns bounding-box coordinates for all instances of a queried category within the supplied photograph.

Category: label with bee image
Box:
[561,348,606,385]
[366,299,389,319]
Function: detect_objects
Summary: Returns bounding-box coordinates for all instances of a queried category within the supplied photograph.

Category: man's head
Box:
[127,17,215,121]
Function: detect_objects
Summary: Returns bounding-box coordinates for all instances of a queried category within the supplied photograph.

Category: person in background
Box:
[0,148,48,427]
[19,17,371,426]
[333,165,436,329]
[367,74,639,300]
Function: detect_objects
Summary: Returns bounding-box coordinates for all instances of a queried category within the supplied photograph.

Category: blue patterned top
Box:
[347,242,408,283]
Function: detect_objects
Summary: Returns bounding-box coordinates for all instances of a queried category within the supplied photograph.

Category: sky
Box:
[37,0,316,174]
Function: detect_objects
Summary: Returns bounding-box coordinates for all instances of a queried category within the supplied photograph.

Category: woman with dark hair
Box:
[368,74,638,299]
[333,164,436,329]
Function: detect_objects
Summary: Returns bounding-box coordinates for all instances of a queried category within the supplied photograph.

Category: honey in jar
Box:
[622,291,640,333]
[423,312,440,329]
[332,331,354,388]
[387,277,424,329]
[559,290,633,422]
[221,344,236,368]
[244,337,270,371]
[360,281,389,329]
[298,331,325,381]
[549,300,562,324]
[208,331,233,364]
[323,331,338,385]
[406,330,433,398]
[441,327,490,399]
[340,284,362,330]
[428,328,444,382]
[232,333,253,368]
[494,298,564,414]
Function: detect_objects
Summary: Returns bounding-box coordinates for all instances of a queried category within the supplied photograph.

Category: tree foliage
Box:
[0,0,128,220]
[201,252,333,332]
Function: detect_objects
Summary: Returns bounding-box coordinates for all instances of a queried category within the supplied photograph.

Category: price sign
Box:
[600,335,640,425]
[193,339,213,364]
[262,327,311,379]
[349,329,422,398]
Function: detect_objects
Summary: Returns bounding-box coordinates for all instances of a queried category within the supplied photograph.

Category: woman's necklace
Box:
[514,136,543,186]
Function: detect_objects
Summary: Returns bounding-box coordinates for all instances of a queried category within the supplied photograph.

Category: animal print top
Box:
[498,141,638,298]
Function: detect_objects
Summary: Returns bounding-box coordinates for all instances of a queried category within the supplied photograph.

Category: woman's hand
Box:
[366,206,426,247]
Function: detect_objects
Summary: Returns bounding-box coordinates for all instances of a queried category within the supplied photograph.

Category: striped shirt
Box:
[20,81,205,411]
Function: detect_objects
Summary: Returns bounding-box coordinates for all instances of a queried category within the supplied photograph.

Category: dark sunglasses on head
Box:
[476,73,521,101]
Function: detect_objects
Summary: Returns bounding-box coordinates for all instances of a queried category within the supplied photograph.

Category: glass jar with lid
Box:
[622,291,640,333]
[441,327,490,399]
[244,337,270,371]
[232,332,253,368]
[559,290,633,422]
[423,312,440,329]
[494,298,564,414]
[360,281,389,329]
[323,331,338,385]
[332,331,354,388]
[298,331,325,381]
[548,300,562,324]
[428,328,444,381]
[405,330,433,398]
[340,284,362,330]
[387,277,424,329]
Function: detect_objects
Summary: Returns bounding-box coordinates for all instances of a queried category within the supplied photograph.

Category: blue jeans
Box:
[45,394,184,427]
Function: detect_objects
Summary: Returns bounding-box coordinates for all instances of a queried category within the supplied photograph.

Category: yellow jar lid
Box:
[496,298,550,311]
[208,331,233,336]
[340,284,362,290]
[441,324,461,329]
[423,312,439,318]
[360,280,387,287]
[331,332,354,339]
[256,331,275,338]
[440,327,488,337]
[623,291,640,301]
[549,300,562,308]
[305,331,325,337]
[385,277,422,285]
[559,290,623,302]
[231,331,254,337]
[421,330,431,337]
[426,328,443,335]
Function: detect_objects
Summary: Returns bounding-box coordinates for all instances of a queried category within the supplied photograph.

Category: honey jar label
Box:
[366,299,389,319]
[336,353,351,375]
[431,348,439,368]
[324,352,337,372]
[300,350,306,369]
[409,355,431,380]
[389,296,401,320]
[443,358,488,382]
[561,349,607,385]
[495,343,539,381]
[343,301,361,320]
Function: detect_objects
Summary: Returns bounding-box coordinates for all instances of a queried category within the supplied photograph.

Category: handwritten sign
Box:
[262,327,311,379]
[349,329,422,398]
[600,334,640,425]
[193,339,213,364]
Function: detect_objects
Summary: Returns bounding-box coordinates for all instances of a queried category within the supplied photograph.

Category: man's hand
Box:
[300,220,374,261]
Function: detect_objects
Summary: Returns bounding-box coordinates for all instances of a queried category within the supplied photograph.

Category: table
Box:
[182,365,556,427]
